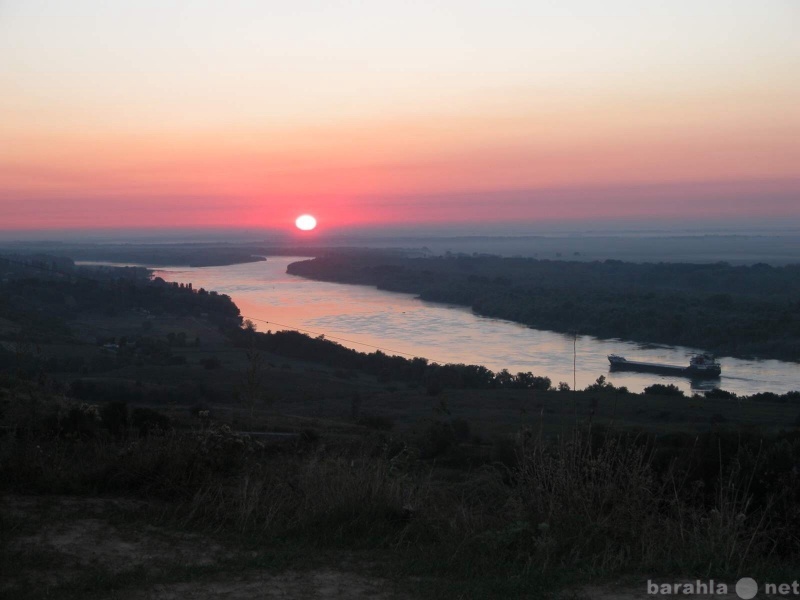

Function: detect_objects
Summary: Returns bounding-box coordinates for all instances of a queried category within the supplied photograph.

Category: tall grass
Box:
[1,414,796,586]
[513,426,778,577]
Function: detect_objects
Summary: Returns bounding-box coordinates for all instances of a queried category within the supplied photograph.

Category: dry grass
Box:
[1,399,798,598]
[513,426,777,577]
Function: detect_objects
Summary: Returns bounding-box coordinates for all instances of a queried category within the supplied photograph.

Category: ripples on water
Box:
[153,257,799,396]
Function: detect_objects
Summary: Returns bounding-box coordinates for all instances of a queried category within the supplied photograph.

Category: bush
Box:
[514,428,776,574]
[357,415,394,431]
[420,420,455,458]
[100,401,128,438]
[451,418,471,443]
[60,403,103,439]
[199,356,221,370]
[426,380,443,396]
[130,407,172,436]
[643,383,685,397]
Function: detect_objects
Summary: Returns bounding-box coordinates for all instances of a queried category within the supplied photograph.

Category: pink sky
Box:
[1,1,799,233]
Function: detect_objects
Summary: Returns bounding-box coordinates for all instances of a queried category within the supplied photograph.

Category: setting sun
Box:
[295,214,317,231]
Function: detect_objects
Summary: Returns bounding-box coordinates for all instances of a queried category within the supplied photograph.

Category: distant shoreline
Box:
[4,231,800,267]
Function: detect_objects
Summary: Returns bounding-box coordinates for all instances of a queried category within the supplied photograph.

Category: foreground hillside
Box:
[1,258,800,599]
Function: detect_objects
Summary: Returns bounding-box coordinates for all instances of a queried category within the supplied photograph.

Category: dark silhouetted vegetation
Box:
[2,253,800,599]
[643,383,685,396]
[230,327,553,392]
[3,387,800,597]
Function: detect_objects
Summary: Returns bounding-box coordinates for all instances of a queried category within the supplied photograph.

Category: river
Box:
[152,257,799,396]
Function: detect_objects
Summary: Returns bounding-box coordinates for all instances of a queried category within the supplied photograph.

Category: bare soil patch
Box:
[122,570,412,599]
[1,495,413,599]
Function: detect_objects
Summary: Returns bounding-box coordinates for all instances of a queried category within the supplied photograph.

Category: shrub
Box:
[584,375,628,394]
[451,418,471,443]
[100,400,128,438]
[199,356,221,370]
[130,407,172,436]
[643,383,685,397]
[514,428,775,574]
[420,420,455,458]
[426,380,443,396]
[357,415,394,431]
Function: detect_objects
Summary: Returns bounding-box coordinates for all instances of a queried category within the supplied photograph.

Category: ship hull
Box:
[608,358,721,379]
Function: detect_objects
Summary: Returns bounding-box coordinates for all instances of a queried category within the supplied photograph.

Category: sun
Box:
[295,214,317,231]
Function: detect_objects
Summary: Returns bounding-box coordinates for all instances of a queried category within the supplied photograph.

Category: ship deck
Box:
[614,360,685,370]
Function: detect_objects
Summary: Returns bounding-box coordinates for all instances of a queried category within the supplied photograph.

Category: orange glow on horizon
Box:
[1,2,798,231]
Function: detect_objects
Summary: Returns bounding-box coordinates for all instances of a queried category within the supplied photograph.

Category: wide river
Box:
[153,257,799,396]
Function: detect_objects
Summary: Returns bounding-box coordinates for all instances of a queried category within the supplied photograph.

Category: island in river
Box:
[287,252,800,363]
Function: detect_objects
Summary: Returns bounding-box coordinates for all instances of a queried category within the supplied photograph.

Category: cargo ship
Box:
[607,353,721,378]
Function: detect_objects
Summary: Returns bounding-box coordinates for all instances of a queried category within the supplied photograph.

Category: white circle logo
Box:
[736,577,758,599]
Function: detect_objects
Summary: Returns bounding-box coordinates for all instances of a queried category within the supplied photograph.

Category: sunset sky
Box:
[1,0,799,233]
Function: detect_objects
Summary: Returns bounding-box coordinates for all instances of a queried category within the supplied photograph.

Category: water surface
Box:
[153,257,799,396]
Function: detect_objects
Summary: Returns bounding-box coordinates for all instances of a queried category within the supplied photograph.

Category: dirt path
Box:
[1,495,413,600]
[122,571,412,599]
[575,582,754,599]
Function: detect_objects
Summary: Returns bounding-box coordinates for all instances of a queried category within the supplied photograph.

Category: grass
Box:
[4,410,799,598]
[2,363,800,598]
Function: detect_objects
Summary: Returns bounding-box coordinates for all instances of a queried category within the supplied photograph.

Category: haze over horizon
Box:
[2,1,799,234]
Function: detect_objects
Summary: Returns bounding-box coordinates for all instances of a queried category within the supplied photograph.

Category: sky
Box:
[1,0,799,234]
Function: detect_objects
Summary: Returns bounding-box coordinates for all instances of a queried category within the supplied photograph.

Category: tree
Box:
[643,383,684,397]
[584,376,628,394]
